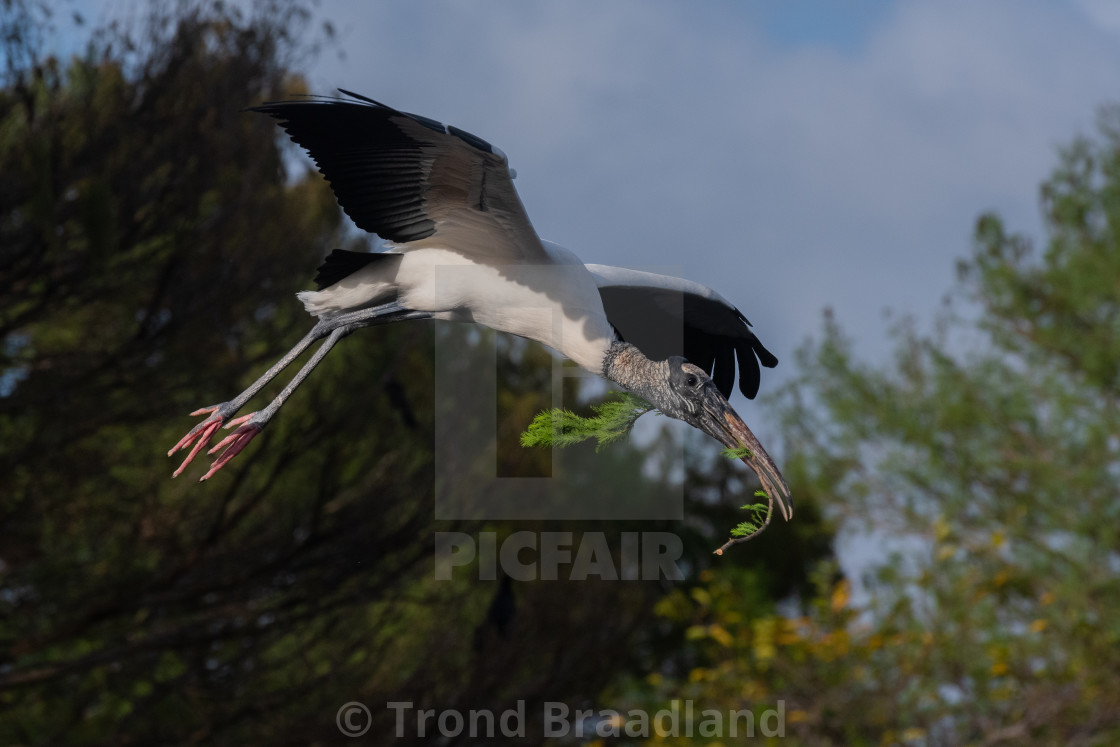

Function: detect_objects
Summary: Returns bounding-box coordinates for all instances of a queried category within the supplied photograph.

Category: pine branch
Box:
[521,392,778,554]
[519,392,655,451]
[714,491,773,555]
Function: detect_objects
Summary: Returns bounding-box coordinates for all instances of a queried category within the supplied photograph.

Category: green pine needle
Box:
[720,444,753,460]
[730,492,771,537]
[520,392,655,451]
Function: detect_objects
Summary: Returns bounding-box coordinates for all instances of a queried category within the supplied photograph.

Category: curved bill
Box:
[698,384,793,521]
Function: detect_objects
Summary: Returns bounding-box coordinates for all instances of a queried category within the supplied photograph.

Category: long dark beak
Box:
[700,385,793,521]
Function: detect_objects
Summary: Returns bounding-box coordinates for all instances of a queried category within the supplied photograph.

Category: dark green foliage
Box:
[0,4,832,744]
[627,107,1120,746]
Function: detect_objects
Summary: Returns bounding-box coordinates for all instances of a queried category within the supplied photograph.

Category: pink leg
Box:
[167,322,333,479]
[169,325,349,480]
[168,302,428,481]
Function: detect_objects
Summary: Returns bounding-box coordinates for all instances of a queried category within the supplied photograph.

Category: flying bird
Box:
[168,90,792,521]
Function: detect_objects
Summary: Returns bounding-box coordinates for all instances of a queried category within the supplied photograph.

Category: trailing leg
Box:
[169,301,429,479]
[169,320,333,477]
[197,325,350,480]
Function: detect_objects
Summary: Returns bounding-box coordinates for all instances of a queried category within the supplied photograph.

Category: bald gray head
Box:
[602,341,792,520]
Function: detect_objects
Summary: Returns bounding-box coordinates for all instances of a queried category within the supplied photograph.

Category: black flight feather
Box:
[597,286,778,400]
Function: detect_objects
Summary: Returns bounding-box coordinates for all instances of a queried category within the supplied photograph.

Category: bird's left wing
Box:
[586,264,778,399]
[251,90,545,262]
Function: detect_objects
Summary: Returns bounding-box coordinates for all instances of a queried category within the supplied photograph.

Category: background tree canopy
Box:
[629,109,1120,745]
[2,1,1118,745]
[0,2,826,744]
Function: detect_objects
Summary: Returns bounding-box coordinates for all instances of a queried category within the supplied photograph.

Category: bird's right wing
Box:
[251,90,546,263]
[586,265,778,399]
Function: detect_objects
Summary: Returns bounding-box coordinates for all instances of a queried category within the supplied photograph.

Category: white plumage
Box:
[299,243,616,373]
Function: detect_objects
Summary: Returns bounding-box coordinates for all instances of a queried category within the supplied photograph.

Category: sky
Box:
[303,0,1117,384]
[57,0,1120,395]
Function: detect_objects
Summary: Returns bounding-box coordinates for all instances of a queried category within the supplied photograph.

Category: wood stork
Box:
[168,90,792,521]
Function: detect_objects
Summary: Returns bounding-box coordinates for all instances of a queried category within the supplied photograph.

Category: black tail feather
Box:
[313,249,395,289]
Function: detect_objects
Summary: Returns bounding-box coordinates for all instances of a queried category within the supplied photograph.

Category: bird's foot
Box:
[169,405,260,479]
[199,414,264,481]
[169,405,228,477]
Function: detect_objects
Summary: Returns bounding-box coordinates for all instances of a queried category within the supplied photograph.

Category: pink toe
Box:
[199,425,261,481]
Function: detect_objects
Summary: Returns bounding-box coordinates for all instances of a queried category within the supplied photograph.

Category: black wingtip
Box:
[756,340,778,369]
[736,343,762,399]
[711,347,735,400]
[735,336,780,400]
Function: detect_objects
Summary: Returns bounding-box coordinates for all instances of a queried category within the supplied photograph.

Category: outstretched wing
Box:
[586,264,778,399]
[251,90,544,261]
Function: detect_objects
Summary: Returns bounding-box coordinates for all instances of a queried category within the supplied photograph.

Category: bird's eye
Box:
[685,374,699,388]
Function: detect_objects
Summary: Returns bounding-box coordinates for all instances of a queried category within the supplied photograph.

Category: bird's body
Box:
[169,90,792,520]
[299,242,616,373]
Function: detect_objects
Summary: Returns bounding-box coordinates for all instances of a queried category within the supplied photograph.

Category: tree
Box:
[625,108,1120,746]
[0,3,830,744]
